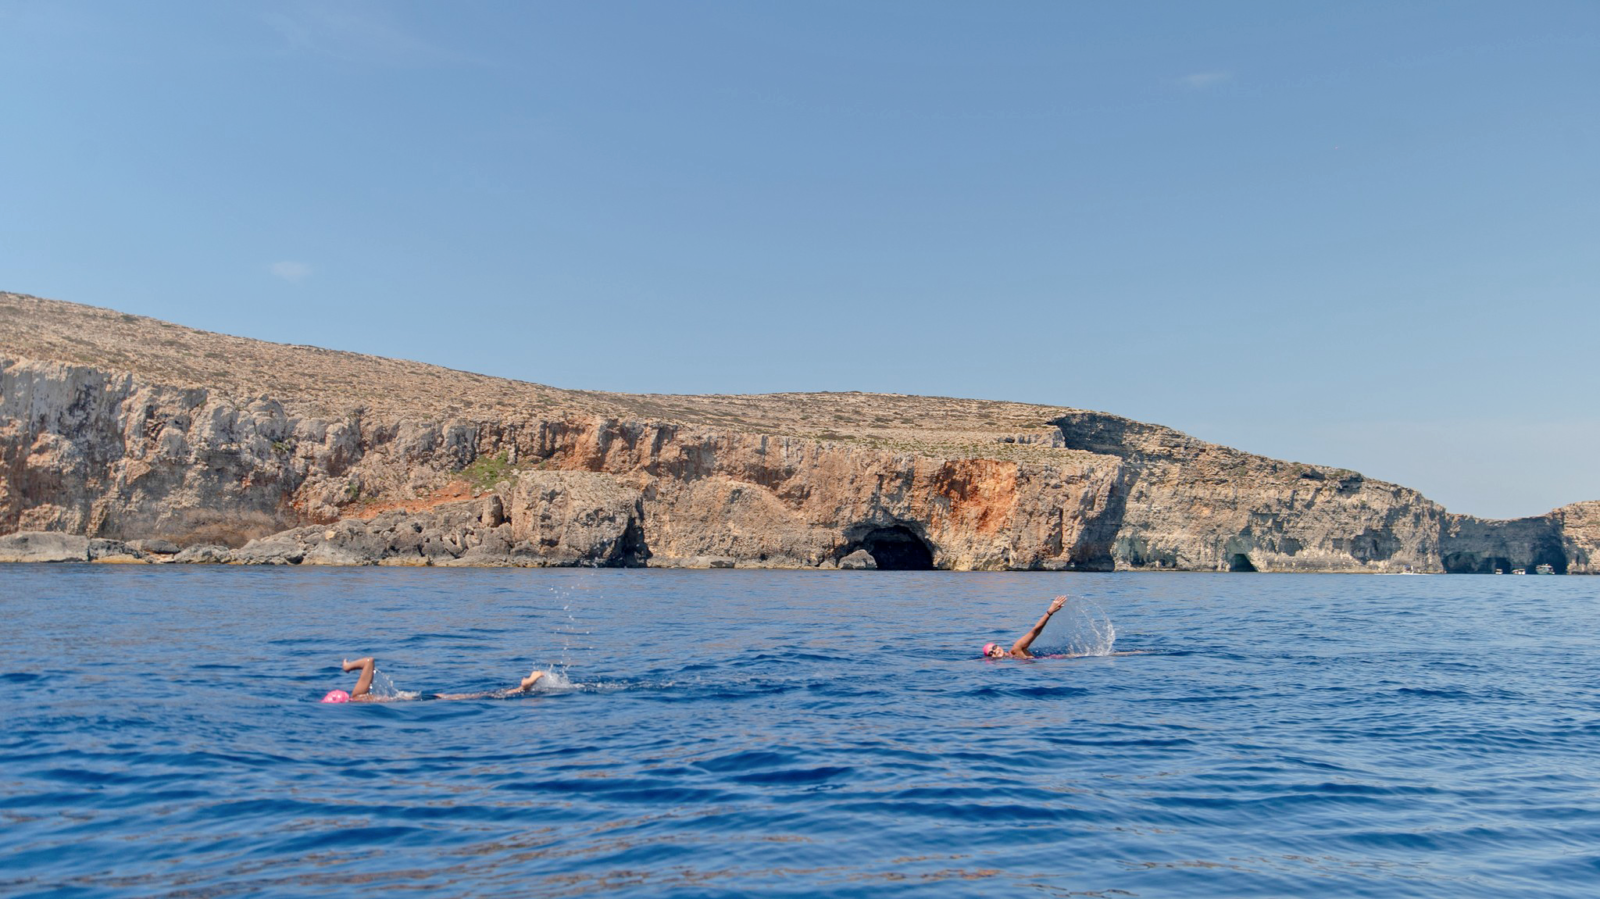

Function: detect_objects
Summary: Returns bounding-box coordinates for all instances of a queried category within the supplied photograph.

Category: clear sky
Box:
[2,1,1596,519]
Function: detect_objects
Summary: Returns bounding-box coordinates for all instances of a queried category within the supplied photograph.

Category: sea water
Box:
[1,566,1596,897]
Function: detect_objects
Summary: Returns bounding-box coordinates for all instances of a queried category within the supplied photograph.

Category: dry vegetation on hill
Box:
[0,291,1086,462]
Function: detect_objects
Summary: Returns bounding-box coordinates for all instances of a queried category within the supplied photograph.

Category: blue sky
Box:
[2,1,1596,519]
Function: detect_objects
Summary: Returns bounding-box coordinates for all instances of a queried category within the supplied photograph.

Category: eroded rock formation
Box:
[2,292,1594,572]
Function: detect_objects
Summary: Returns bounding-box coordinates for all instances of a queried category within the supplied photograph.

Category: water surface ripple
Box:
[2,567,1596,897]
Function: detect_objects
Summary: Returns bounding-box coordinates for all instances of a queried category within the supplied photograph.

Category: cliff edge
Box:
[2,291,1591,572]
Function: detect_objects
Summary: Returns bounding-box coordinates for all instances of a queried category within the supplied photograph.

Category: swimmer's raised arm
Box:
[342,657,375,699]
[1010,596,1068,658]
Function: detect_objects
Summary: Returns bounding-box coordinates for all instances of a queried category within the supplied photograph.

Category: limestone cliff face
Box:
[1053,411,1449,572]
[1051,410,1593,573]
[1,359,335,544]
[517,421,1122,569]
[0,357,1124,569]
[2,292,1595,572]
[1554,502,1600,574]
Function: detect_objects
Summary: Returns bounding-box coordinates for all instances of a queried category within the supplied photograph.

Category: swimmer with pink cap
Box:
[321,657,545,703]
[320,657,379,702]
[982,595,1068,659]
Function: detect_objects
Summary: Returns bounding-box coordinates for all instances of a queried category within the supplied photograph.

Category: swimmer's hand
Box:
[518,670,546,692]
[1048,596,1068,615]
[342,657,373,672]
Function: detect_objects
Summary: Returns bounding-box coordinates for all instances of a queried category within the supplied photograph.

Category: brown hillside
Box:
[0,291,1086,462]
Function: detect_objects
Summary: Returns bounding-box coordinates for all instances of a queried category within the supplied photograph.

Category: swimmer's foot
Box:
[519,670,546,692]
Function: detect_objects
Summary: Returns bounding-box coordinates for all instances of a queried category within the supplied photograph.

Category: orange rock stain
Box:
[927,459,1017,536]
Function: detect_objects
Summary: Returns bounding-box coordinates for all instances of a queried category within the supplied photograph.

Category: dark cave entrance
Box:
[852,526,936,571]
[1443,553,1512,574]
[1442,538,1568,574]
[1228,553,1258,573]
[1530,537,1569,575]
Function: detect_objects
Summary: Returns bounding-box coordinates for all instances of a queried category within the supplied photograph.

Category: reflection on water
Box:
[2,567,1598,898]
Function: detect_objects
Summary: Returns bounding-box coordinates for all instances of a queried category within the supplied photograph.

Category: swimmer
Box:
[982,595,1068,659]
[321,657,546,703]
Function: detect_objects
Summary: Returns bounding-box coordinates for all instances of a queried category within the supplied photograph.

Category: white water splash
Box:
[368,668,420,701]
[1056,600,1117,657]
[529,669,573,692]
[549,582,593,667]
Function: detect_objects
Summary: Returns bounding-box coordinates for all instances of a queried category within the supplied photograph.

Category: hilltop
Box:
[0,291,1082,462]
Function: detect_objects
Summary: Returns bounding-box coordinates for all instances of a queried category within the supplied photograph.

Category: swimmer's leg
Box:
[342,657,375,699]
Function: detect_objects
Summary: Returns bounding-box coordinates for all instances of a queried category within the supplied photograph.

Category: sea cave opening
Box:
[1530,538,1569,575]
[852,526,936,571]
[1228,553,1257,573]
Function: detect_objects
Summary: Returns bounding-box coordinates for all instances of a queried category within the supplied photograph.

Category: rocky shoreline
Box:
[3,292,1595,573]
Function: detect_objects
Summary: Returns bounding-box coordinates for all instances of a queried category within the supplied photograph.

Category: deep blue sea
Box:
[2,566,1597,898]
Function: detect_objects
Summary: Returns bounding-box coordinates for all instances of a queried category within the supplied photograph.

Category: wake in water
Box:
[359,667,573,702]
[327,659,569,703]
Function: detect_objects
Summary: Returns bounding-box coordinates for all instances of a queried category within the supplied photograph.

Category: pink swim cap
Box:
[321,689,350,703]
[982,643,998,657]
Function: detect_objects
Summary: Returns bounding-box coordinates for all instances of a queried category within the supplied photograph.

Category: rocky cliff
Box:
[2,291,1593,572]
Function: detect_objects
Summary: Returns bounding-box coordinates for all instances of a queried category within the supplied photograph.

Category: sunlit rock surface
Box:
[2,291,1593,572]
